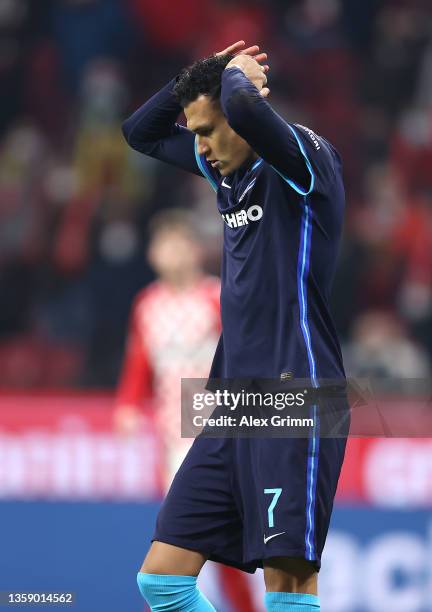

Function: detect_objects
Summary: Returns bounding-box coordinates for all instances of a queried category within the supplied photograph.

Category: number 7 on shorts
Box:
[264,488,282,528]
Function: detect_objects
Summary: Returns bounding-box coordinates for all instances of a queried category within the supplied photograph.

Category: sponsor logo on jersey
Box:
[296,124,321,151]
[221,204,263,228]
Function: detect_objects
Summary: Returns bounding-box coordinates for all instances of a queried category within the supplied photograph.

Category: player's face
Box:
[185,95,256,176]
[148,227,203,283]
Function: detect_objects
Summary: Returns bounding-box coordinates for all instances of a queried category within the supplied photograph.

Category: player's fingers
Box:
[240,45,260,56]
[253,53,268,63]
[261,64,270,73]
[260,87,270,98]
[216,40,245,56]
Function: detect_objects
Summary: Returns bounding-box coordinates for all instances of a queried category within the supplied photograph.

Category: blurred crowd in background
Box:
[1,0,432,389]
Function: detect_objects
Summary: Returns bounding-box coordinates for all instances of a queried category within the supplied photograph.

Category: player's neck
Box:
[163,270,203,291]
[234,151,259,178]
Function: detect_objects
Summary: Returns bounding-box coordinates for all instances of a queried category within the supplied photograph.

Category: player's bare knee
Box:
[263,557,317,593]
[140,541,207,576]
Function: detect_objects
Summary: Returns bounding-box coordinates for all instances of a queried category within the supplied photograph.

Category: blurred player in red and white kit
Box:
[115,209,220,484]
[114,209,258,612]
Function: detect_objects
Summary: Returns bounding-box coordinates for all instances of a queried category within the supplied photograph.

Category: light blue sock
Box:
[137,572,216,611]
[265,591,320,611]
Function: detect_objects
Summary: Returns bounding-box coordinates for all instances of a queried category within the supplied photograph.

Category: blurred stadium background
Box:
[1,1,432,610]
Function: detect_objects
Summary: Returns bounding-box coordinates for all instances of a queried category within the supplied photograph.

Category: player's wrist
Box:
[225,64,244,72]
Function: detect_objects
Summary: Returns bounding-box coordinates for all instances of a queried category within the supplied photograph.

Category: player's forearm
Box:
[220,68,309,184]
[221,67,288,147]
[122,78,182,152]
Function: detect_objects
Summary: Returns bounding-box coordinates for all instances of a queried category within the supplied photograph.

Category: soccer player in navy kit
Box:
[123,41,348,611]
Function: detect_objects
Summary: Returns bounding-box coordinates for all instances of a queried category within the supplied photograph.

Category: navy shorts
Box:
[153,404,348,573]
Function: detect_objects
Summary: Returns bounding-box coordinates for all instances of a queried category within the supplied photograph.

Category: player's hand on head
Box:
[215,41,270,96]
[225,54,270,98]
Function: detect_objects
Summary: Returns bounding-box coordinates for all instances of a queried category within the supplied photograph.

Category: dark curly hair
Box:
[174,53,234,108]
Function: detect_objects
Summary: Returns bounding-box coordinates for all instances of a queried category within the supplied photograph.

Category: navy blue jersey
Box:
[122,67,345,384]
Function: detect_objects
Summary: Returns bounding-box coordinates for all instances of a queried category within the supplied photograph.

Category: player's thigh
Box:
[263,556,317,594]
[141,541,207,576]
